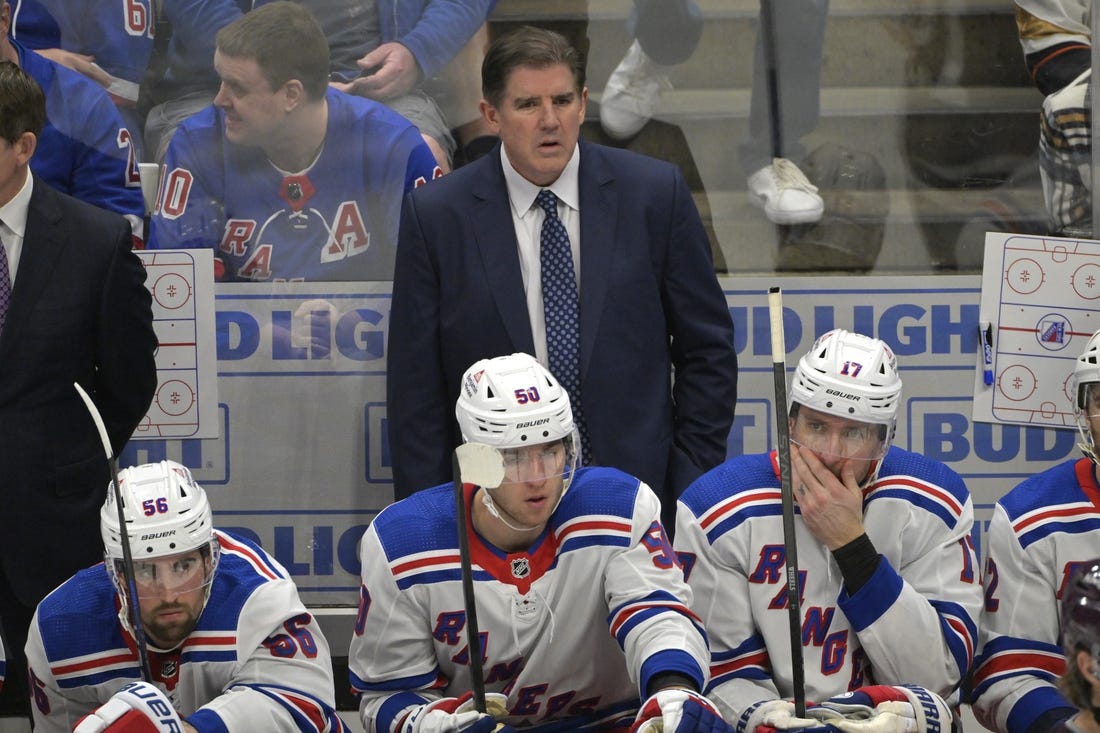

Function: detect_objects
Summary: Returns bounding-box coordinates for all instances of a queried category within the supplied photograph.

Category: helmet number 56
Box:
[142,497,170,516]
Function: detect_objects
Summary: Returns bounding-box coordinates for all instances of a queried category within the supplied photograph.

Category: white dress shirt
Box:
[500,144,582,366]
[0,170,34,286]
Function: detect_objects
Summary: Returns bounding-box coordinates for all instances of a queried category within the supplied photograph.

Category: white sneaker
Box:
[747,158,825,225]
[599,40,671,140]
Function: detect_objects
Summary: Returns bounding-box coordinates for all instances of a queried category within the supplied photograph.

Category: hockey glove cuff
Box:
[736,699,824,733]
[805,685,958,733]
[73,681,184,733]
[398,691,510,733]
[631,689,733,733]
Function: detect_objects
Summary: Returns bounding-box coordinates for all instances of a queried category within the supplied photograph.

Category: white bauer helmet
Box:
[456,352,576,451]
[455,353,579,529]
[790,329,902,478]
[1072,329,1100,464]
[101,460,220,603]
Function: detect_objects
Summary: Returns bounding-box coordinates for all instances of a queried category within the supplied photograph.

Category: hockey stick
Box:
[452,442,505,715]
[74,383,154,683]
[137,163,160,245]
[759,0,785,160]
[767,287,806,717]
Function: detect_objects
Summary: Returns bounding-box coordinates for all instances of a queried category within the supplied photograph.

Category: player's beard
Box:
[142,601,200,650]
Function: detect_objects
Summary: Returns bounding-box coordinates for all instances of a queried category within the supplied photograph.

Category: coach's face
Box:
[481,63,586,187]
[0,131,33,208]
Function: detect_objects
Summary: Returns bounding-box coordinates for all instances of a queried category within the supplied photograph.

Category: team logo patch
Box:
[510,558,530,579]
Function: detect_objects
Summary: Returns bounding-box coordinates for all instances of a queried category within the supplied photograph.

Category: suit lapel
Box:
[1,179,66,352]
[577,142,616,380]
[470,154,536,355]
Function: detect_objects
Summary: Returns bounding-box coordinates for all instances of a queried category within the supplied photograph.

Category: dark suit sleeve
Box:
[387,192,454,499]
[93,221,157,455]
[661,166,738,492]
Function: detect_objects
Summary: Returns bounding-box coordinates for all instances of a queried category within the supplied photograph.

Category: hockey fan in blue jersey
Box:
[146,2,441,282]
[25,460,348,732]
[676,329,979,733]
[1047,560,1100,733]
[0,1,144,245]
[972,329,1100,733]
[349,352,732,732]
[11,0,155,156]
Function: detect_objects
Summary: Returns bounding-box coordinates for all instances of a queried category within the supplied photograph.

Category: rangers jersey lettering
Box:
[970,458,1099,733]
[26,530,348,732]
[675,447,981,724]
[349,467,710,732]
[148,88,441,281]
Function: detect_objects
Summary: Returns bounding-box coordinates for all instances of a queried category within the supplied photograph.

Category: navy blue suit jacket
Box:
[0,178,157,606]
[387,140,737,513]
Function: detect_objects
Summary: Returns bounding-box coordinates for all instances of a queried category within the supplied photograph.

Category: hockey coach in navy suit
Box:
[0,60,157,716]
[386,25,737,524]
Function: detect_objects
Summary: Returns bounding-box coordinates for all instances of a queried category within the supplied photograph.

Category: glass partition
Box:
[16,0,1091,722]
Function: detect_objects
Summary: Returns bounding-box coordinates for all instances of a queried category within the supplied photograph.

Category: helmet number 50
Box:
[142,497,170,516]
[514,387,541,404]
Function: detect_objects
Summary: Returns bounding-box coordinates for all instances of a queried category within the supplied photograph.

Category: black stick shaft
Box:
[759,0,785,159]
[110,457,154,683]
[768,287,806,717]
[74,383,153,683]
[453,452,487,713]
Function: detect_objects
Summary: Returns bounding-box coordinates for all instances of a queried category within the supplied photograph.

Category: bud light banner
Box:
[118,276,1062,606]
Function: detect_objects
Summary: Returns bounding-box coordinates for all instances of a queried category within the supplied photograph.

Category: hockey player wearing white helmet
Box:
[351,353,731,733]
[25,460,349,733]
[676,329,979,733]
[972,329,1100,733]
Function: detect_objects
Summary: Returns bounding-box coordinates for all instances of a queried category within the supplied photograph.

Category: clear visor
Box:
[790,415,888,463]
[500,438,573,484]
[1080,383,1100,416]
[117,549,215,599]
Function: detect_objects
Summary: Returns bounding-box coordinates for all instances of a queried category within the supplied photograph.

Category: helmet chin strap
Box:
[480,489,542,533]
[476,450,578,536]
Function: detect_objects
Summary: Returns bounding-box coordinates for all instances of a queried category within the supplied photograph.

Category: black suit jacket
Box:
[387,141,737,511]
[0,178,157,606]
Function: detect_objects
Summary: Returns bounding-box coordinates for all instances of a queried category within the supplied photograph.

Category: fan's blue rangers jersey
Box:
[971,457,1100,733]
[349,467,711,732]
[11,0,154,101]
[16,40,144,243]
[147,88,441,282]
[26,530,348,733]
[675,446,982,726]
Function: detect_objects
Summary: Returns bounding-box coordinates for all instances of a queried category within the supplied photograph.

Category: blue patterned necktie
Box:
[0,221,10,338]
[536,189,591,464]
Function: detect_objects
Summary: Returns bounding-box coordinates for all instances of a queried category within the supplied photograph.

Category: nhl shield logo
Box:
[510,557,530,579]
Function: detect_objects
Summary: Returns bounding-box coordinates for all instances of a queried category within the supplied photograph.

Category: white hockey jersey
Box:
[26,530,348,733]
[675,447,982,726]
[970,457,1100,733]
[349,467,711,732]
